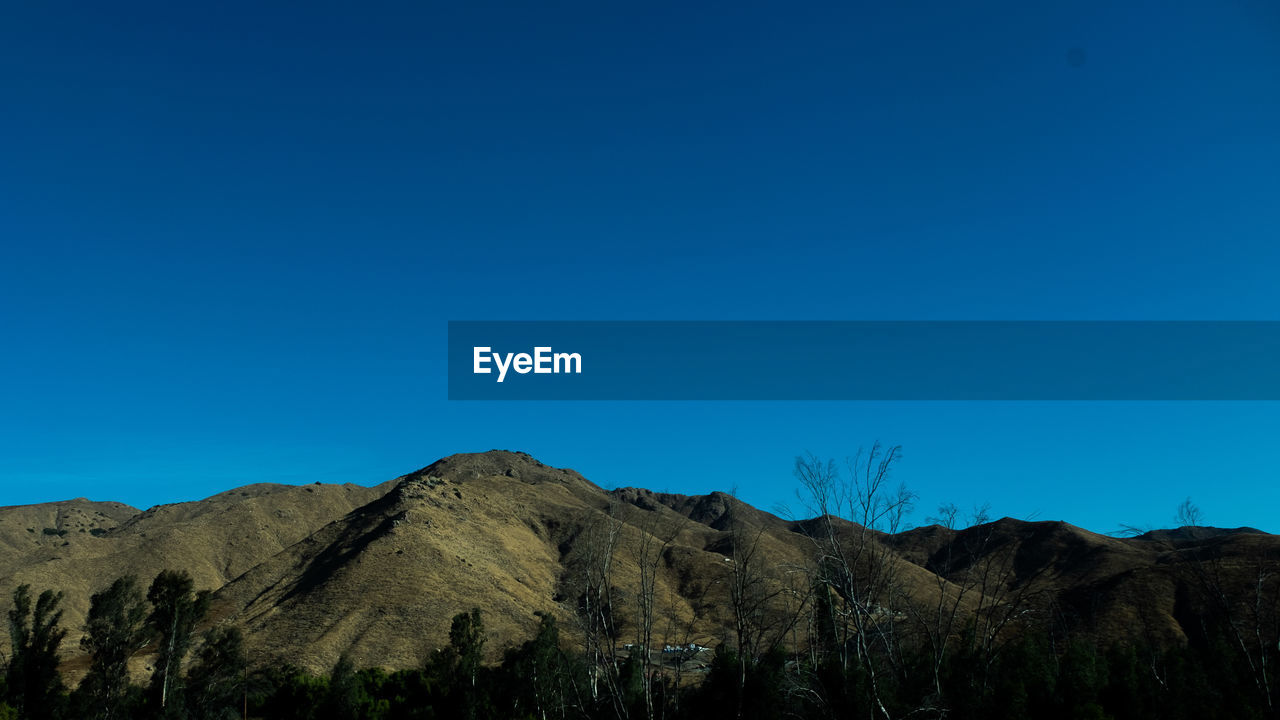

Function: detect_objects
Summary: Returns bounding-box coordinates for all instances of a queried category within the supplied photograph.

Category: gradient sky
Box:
[2,1,1279,533]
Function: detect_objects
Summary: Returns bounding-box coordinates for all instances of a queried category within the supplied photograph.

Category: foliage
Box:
[146,569,212,716]
[185,627,247,720]
[3,471,1278,720]
[3,574,1274,720]
[5,585,67,720]
[74,575,149,720]
[497,613,584,720]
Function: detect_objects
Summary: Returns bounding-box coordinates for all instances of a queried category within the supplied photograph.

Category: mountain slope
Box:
[1,451,1276,678]
[0,481,386,659]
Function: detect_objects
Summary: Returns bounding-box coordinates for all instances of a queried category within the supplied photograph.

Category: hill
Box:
[1,450,1277,679]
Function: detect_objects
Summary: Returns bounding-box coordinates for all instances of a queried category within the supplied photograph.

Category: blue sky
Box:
[2,1,1279,532]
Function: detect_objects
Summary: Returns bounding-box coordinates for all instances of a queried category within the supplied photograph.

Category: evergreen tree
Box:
[500,613,582,720]
[426,609,489,720]
[185,627,247,720]
[75,576,148,720]
[244,665,327,720]
[690,646,790,720]
[448,608,485,691]
[323,656,361,720]
[146,570,211,716]
[5,585,67,720]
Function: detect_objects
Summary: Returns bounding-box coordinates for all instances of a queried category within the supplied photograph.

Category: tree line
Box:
[3,444,1278,719]
[4,570,242,720]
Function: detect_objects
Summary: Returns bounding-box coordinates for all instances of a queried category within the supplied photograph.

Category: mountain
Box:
[0,450,1276,679]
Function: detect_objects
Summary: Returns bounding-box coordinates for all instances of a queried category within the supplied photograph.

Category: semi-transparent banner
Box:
[447,321,1280,400]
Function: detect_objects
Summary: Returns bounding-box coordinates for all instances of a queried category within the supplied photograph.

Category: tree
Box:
[793,443,915,720]
[1174,497,1280,715]
[908,503,1049,715]
[146,570,211,714]
[722,498,807,720]
[449,608,485,690]
[907,502,984,710]
[626,503,687,720]
[563,505,628,718]
[324,656,361,720]
[6,585,67,720]
[427,608,489,719]
[185,627,247,720]
[76,576,148,720]
[501,613,583,720]
[1176,497,1203,530]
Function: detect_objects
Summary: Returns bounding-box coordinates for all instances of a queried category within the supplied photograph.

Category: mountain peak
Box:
[398,450,592,488]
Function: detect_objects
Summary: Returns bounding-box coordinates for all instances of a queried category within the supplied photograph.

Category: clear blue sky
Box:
[2,1,1279,533]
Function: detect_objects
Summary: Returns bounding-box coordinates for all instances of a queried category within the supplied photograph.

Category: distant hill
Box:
[1,450,1276,678]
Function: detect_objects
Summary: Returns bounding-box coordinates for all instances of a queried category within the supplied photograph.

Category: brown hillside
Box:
[2,451,1277,679]
[0,481,386,663]
[210,452,825,672]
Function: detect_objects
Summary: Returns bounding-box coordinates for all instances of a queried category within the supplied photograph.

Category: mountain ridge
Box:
[1,450,1275,678]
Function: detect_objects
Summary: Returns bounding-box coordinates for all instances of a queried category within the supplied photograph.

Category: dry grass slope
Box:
[1,450,1277,679]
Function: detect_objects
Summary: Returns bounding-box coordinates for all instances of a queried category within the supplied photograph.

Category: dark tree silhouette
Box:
[146,569,211,714]
[75,576,148,720]
[185,627,247,720]
[5,585,67,720]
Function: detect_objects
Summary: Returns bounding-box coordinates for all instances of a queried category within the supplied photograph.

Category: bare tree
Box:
[563,504,628,719]
[1176,497,1204,530]
[657,556,711,720]
[722,497,809,719]
[956,520,1048,701]
[905,503,991,709]
[627,501,687,720]
[1174,499,1279,714]
[793,443,914,720]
